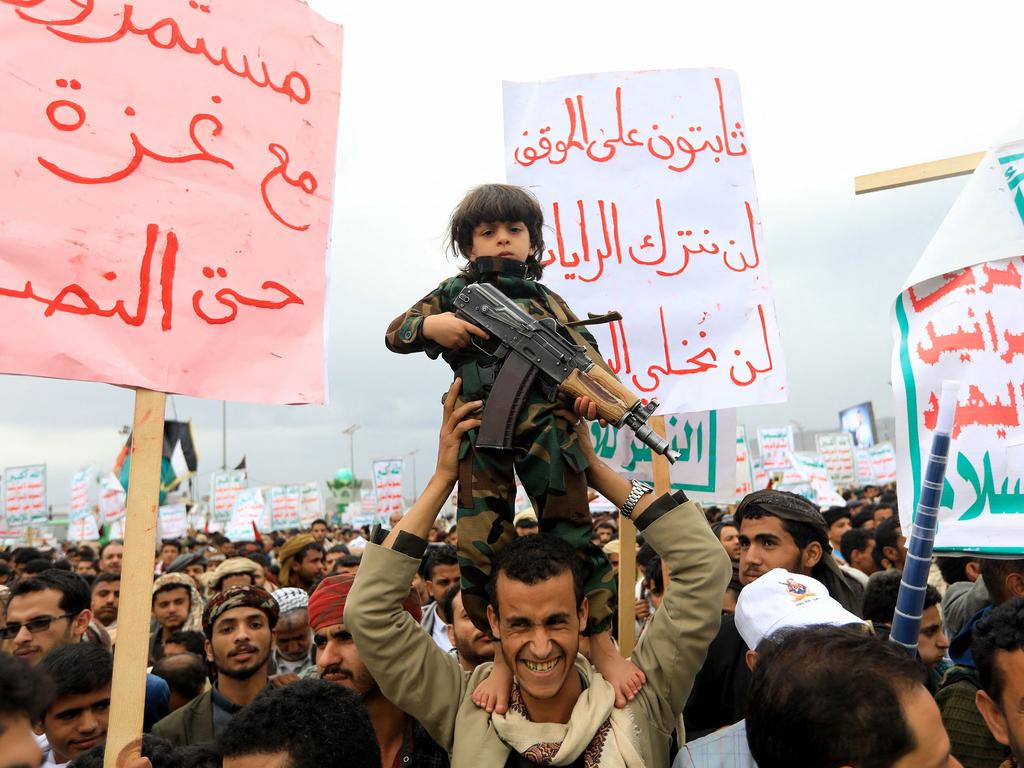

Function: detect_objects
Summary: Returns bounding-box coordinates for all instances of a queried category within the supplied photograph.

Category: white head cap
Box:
[735,568,864,650]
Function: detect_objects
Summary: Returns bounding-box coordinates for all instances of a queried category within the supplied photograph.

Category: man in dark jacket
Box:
[151,586,278,747]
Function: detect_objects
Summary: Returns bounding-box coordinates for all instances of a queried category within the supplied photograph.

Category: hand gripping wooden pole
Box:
[103,388,166,768]
[617,415,670,657]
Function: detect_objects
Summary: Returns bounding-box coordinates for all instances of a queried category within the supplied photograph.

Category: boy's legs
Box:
[456,440,517,636]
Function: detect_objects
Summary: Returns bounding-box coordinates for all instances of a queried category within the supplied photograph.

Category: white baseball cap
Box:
[736,568,864,650]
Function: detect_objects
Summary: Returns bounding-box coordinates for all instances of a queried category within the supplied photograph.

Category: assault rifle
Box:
[454,282,679,463]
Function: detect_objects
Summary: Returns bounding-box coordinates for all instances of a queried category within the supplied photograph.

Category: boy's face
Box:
[469,221,531,263]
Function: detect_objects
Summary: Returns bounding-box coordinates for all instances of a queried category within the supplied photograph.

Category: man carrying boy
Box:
[345,380,730,766]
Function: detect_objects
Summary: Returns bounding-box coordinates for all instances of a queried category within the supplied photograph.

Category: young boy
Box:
[386,184,644,712]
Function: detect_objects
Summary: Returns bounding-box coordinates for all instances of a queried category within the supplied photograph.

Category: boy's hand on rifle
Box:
[423,312,489,349]
[435,378,482,484]
[573,395,608,428]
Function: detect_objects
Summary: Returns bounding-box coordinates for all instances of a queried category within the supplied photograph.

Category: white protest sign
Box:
[893,141,1024,552]
[372,459,404,517]
[270,485,301,531]
[299,481,323,527]
[98,472,126,523]
[69,466,93,522]
[854,447,875,486]
[4,465,46,528]
[211,470,247,525]
[784,452,846,508]
[757,427,794,471]
[868,442,898,485]
[594,409,737,503]
[735,425,754,498]
[815,433,857,486]
[752,457,768,490]
[503,68,787,414]
[226,488,265,541]
[68,514,99,542]
[158,504,188,540]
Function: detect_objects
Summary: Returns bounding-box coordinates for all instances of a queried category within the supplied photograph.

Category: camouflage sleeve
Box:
[384,284,448,359]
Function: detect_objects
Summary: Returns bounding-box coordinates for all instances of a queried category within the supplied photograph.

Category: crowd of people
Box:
[1,398,1023,767]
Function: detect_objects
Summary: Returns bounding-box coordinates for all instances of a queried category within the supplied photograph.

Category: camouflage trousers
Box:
[456,422,616,639]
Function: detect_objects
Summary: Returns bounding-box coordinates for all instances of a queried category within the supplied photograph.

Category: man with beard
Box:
[269,588,314,676]
[97,541,123,576]
[440,584,494,672]
[150,573,204,663]
[278,535,326,594]
[683,489,864,740]
[152,586,279,747]
[308,573,449,768]
[3,570,92,666]
[90,573,120,631]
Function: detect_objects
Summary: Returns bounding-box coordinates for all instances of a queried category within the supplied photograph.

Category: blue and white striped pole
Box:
[890,379,959,655]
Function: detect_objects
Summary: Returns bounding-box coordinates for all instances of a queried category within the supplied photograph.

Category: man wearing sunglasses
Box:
[3,570,92,666]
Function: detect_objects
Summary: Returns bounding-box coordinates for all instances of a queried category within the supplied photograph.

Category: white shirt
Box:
[431,608,454,653]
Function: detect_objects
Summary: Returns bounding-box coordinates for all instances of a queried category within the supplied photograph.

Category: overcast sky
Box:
[2,0,1022,507]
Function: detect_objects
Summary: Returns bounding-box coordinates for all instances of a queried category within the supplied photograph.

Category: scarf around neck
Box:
[490,656,644,768]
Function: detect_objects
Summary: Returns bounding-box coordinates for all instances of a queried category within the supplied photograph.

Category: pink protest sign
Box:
[0,0,342,403]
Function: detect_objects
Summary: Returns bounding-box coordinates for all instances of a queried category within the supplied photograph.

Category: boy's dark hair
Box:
[218,679,380,768]
[165,629,207,656]
[12,547,42,566]
[151,652,208,704]
[0,653,54,726]
[440,583,461,625]
[872,516,902,568]
[426,545,459,581]
[861,569,940,625]
[328,543,350,555]
[486,534,584,618]
[973,596,1024,704]
[839,528,875,564]
[38,644,114,705]
[936,555,978,586]
[69,733,181,768]
[980,558,1024,605]
[92,571,121,589]
[644,555,664,597]
[636,543,657,571]
[747,625,926,768]
[448,184,546,280]
[25,558,56,575]
[336,555,361,568]
[10,570,90,615]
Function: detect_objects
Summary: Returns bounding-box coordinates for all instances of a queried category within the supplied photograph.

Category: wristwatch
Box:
[620,480,653,520]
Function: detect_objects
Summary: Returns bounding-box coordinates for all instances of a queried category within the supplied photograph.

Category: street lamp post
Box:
[342,424,360,480]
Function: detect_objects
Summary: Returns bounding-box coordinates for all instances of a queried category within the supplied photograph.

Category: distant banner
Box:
[98,472,126,523]
[372,459,404,517]
[158,504,188,540]
[781,452,845,507]
[299,481,323,527]
[752,457,768,490]
[503,68,787,414]
[593,410,737,503]
[855,447,875,485]
[69,466,94,522]
[226,488,265,541]
[4,465,46,528]
[815,433,857,486]
[270,485,301,531]
[757,427,794,471]
[211,470,247,524]
[735,425,754,498]
[868,442,898,485]
[68,514,99,542]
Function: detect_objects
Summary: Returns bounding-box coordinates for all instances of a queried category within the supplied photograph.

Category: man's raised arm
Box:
[344,379,482,751]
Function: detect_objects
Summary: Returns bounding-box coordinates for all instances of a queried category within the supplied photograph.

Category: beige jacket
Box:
[346,491,731,767]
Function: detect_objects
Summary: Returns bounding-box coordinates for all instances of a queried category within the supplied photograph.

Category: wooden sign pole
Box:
[103,388,166,768]
[854,150,988,195]
[617,415,670,657]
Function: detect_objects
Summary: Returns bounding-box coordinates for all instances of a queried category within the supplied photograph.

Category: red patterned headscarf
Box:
[308,573,422,631]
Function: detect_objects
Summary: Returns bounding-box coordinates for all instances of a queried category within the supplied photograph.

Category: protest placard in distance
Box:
[757,426,794,472]
[504,69,787,414]
[270,484,301,531]
[736,425,754,497]
[893,141,1024,552]
[4,465,47,529]
[0,0,343,403]
[373,459,404,518]
[211,469,247,526]
[815,432,857,486]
